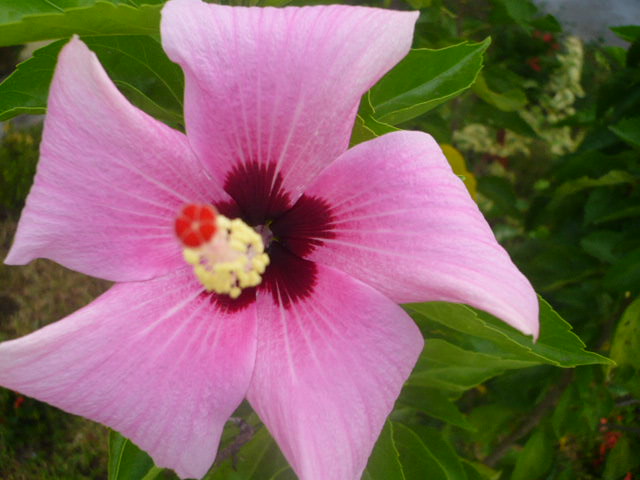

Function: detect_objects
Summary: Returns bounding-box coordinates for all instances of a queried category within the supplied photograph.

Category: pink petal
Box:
[303,131,539,338]
[161,0,418,200]
[248,262,423,480]
[5,37,226,282]
[0,269,256,479]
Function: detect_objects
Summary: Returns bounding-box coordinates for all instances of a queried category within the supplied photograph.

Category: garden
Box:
[0,0,638,479]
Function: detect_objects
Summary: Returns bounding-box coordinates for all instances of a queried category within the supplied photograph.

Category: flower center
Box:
[175,203,270,298]
[254,223,274,248]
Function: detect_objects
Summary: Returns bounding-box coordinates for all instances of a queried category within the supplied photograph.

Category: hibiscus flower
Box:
[0,0,538,478]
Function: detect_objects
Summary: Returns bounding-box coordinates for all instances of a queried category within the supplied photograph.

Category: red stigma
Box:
[175,203,218,247]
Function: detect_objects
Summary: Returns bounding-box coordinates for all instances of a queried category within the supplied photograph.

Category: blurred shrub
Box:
[0,121,40,215]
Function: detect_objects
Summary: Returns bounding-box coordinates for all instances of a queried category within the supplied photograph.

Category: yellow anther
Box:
[182,214,270,298]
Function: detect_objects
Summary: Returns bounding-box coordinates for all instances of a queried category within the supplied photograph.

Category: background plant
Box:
[0,0,638,479]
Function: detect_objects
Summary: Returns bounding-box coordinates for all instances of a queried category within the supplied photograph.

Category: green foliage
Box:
[0,36,183,125]
[369,39,490,124]
[508,30,640,320]
[390,0,639,478]
[0,229,111,479]
[350,93,399,146]
[0,391,108,479]
[392,423,465,480]
[408,298,611,369]
[1,0,638,479]
[609,298,640,396]
[409,1,640,477]
[0,1,161,47]
[0,41,63,120]
[611,25,640,43]
[361,423,404,480]
[491,0,538,30]
[511,429,553,480]
[0,122,39,211]
[0,0,163,25]
[603,436,640,480]
[109,431,162,480]
[354,39,490,143]
[472,71,528,112]
[610,116,640,147]
[399,387,476,431]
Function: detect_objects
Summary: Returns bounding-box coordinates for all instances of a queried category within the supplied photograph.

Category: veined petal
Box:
[161,0,418,207]
[249,263,423,480]
[0,269,257,479]
[5,37,226,282]
[302,131,539,338]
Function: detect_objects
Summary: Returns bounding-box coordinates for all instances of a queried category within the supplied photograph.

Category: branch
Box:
[213,417,256,468]
[484,369,574,468]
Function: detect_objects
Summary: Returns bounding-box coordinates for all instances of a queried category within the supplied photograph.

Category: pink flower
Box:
[0,0,538,478]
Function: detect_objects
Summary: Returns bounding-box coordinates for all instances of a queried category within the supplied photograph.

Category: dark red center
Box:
[207,160,335,311]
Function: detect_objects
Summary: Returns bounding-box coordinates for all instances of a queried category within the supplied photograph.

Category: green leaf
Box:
[603,436,640,480]
[406,425,468,480]
[552,382,584,438]
[472,71,527,112]
[467,404,519,448]
[627,39,640,68]
[350,115,379,146]
[591,204,640,225]
[108,430,161,480]
[369,39,490,125]
[351,92,398,146]
[462,460,501,480]
[205,427,288,480]
[470,102,537,137]
[392,423,467,480]
[398,386,476,431]
[610,25,640,43]
[511,430,553,480]
[403,0,433,8]
[580,231,622,263]
[391,423,446,480]
[551,170,638,207]
[604,247,640,293]
[493,0,537,28]
[0,0,94,24]
[584,188,640,225]
[0,35,184,125]
[267,468,297,480]
[0,0,163,25]
[610,116,640,147]
[604,45,629,68]
[409,339,537,392]
[0,40,64,120]
[609,296,640,373]
[553,367,613,438]
[406,297,612,368]
[477,175,521,218]
[530,14,562,33]
[363,422,405,480]
[0,1,161,47]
